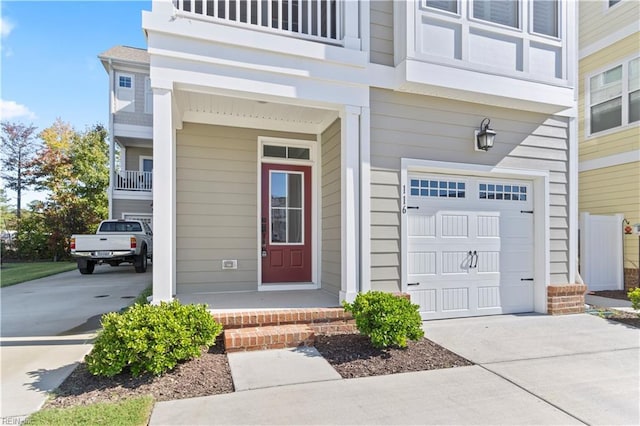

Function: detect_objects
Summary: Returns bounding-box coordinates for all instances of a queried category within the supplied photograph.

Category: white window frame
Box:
[268,170,305,246]
[586,55,640,137]
[139,155,153,173]
[115,72,135,113]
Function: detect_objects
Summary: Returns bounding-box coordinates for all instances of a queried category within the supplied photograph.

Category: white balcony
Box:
[172,0,347,45]
[114,170,153,192]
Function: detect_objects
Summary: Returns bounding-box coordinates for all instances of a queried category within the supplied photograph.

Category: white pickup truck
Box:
[70,220,153,274]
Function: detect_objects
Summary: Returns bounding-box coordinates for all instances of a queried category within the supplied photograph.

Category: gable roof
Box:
[98,46,149,71]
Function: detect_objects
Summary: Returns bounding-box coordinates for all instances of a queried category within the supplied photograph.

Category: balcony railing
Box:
[173,0,341,44]
[114,170,152,192]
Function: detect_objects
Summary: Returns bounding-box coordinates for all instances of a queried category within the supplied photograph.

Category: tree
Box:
[29,120,109,259]
[0,122,39,218]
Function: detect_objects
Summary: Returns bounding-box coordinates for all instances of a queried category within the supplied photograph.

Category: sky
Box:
[1,0,151,206]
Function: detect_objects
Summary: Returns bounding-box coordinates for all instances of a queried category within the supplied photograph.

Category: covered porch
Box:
[151,83,370,307]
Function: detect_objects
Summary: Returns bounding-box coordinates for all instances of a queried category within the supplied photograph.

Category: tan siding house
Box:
[101,0,586,318]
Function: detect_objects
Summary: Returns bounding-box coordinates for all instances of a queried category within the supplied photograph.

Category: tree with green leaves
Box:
[29,120,109,259]
[0,122,39,218]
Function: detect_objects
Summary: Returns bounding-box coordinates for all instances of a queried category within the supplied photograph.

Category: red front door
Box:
[261,163,312,283]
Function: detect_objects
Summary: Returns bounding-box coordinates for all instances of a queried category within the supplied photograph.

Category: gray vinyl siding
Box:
[113,72,153,127]
[125,147,153,171]
[370,0,394,66]
[176,123,315,293]
[321,119,341,296]
[112,199,153,219]
[369,88,571,291]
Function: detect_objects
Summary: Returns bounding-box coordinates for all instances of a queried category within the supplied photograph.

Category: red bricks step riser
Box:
[213,308,358,352]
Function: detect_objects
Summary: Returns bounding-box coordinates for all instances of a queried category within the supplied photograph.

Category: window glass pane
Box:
[271,172,287,207]
[264,145,287,158]
[271,209,286,243]
[473,0,518,28]
[591,97,622,133]
[287,147,310,160]
[532,0,557,37]
[426,0,457,13]
[630,90,640,123]
[590,66,622,104]
[288,174,302,208]
[609,0,622,7]
[119,76,132,88]
[629,58,640,93]
[288,210,302,243]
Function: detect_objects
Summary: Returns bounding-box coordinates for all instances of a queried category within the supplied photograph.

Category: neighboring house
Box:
[577,0,640,291]
[129,0,581,318]
[99,46,154,229]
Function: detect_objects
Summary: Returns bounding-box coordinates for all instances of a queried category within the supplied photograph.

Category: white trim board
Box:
[579,22,639,60]
[113,123,153,139]
[579,150,640,172]
[400,158,550,314]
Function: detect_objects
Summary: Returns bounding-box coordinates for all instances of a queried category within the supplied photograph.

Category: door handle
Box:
[471,250,478,269]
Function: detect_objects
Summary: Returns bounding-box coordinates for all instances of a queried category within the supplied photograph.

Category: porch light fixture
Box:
[475,118,496,152]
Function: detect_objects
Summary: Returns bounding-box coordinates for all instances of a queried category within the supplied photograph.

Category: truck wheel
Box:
[135,247,148,273]
[78,260,95,275]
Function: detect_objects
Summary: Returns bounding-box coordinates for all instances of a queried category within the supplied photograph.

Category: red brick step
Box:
[224,324,315,352]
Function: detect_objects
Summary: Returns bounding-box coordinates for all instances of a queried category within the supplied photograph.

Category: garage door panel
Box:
[407,174,534,320]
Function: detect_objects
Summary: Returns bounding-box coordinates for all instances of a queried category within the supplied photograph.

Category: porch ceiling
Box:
[115,136,152,148]
[175,91,339,134]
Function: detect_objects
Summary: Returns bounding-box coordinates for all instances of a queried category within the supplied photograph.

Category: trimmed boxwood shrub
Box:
[85,301,222,377]
[343,291,424,348]
[628,287,640,311]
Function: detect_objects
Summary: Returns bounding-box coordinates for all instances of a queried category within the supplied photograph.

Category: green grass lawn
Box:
[27,396,154,426]
[0,261,77,287]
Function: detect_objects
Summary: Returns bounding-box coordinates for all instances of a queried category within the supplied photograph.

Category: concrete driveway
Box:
[425,314,640,425]
[0,263,151,420]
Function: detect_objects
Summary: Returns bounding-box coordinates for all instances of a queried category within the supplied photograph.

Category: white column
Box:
[340,106,361,303]
[107,62,115,219]
[342,0,361,50]
[359,106,371,293]
[151,87,176,303]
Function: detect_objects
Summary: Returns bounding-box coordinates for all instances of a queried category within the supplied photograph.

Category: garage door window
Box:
[479,183,527,201]
[410,179,466,198]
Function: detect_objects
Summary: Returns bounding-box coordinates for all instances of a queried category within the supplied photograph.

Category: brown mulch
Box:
[44,344,234,409]
[589,290,631,301]
[314,333,472,378]
[605,310,640,329]
[45,333,472,409]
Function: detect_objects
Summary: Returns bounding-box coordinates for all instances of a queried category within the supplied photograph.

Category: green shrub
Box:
[85,301,222,377]
[343,291,424,349]
[628,287,640,311]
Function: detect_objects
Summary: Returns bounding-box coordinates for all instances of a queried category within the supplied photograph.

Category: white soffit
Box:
[175,91,338,133]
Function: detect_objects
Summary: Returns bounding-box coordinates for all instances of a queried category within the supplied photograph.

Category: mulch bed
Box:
[603,310,640,329]
[589,290,631,301]
[45,333,472,409]
[314,333,472,378]
[44,344,234,409]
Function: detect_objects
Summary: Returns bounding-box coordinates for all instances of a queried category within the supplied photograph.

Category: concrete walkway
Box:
[151,313,640,425]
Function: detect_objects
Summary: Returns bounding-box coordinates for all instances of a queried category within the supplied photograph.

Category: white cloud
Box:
[0,99,37,120]
[0,16,14,38]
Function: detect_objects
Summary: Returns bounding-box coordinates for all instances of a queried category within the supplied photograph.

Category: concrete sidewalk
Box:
[151,313,639,425]
[0,334,94,420]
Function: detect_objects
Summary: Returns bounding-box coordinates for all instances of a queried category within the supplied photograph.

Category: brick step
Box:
[212,307,355,330]
[224,324,315,352]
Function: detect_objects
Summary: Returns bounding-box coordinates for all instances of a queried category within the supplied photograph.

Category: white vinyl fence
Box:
[579,212,623,291]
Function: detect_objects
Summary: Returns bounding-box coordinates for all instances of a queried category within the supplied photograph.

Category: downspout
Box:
[108,59,115,220]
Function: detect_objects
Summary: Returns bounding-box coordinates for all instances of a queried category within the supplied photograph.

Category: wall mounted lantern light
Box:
[474,118,496,152]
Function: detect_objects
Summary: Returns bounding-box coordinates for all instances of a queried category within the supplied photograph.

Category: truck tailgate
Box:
[73,234,134,252]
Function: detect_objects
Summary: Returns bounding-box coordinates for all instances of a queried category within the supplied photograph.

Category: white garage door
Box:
[406,174,534,320]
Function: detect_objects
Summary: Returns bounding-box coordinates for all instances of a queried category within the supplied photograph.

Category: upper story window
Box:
[426,0,458,14]
[115,72,135,113]
[608,0,622,7]
[473,0,519,28]
[589,58,640,135]
[532,0,557,37]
